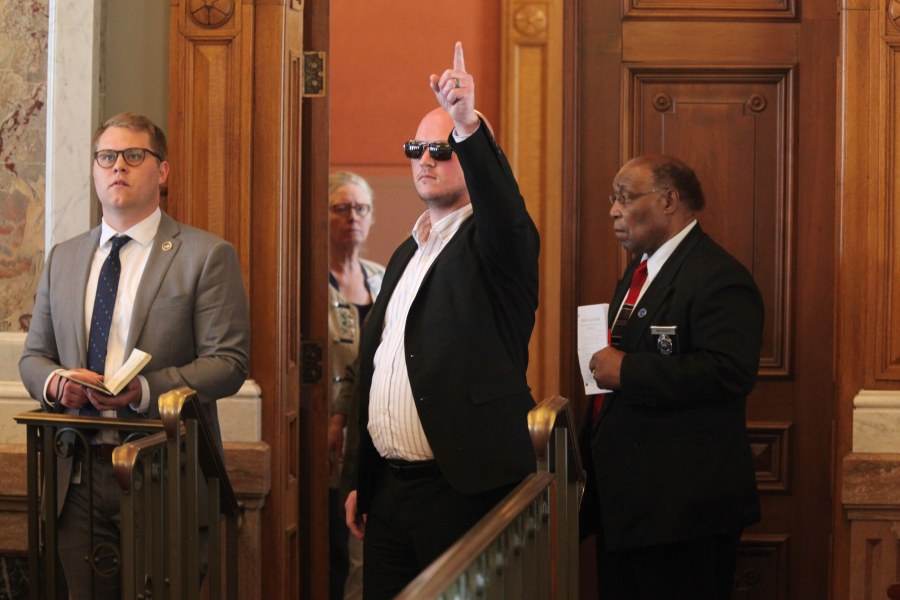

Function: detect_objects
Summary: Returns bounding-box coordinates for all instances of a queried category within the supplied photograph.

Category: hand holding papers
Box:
[61,348,151,396]
[578,304,611,395]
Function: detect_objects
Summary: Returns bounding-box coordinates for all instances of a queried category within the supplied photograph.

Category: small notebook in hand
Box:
[62,349,152,396]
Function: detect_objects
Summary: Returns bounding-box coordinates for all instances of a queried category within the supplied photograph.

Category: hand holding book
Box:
[61,349,152,396]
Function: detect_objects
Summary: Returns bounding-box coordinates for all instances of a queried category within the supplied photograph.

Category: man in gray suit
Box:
[19,112,250,600]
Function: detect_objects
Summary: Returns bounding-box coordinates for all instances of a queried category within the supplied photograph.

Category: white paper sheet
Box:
[577,303,612,395]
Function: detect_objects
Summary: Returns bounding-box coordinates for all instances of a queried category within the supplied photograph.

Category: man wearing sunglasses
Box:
[345,42,539,599]
[20,112,250,599]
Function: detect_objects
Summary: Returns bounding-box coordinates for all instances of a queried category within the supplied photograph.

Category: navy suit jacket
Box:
[582,224,763,551]
[356,124,539,511]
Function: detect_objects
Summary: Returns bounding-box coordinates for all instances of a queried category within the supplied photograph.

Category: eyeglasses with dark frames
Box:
[608,188,667,206]
[403,140,454,161]
[330,203,372,217]
[94,147,163,169]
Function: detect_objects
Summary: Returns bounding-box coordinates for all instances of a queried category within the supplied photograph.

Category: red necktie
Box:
[592,260,648,426]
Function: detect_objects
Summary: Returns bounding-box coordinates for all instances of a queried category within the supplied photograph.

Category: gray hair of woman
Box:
[328,171,374,205]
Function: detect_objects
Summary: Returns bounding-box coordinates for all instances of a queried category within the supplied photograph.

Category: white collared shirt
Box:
[368,203,474,461]
[47,210,160,422]
[613,219,698,320]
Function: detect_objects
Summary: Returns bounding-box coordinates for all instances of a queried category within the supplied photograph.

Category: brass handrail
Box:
[117,386,239,516]
[14,409,163,434]
[528,394,585,487]
[396,394,585,599]
[395,473,555,600]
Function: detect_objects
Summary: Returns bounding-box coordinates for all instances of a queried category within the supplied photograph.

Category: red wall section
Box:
[329,1,502,265]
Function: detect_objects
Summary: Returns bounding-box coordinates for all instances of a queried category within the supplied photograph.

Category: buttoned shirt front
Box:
[368,203,474,461]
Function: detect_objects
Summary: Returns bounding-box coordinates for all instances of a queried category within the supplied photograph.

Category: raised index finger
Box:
[453,41,466,73]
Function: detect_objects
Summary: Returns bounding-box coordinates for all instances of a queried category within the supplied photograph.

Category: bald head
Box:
[416,108,455,140]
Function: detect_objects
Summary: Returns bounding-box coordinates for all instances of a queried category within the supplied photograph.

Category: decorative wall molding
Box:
[875,43,900,381]
[852,389,900,453]
[749,421,791,492]
[843,454,900,598]
[513,3,548,37]
[735,534,790,600]
[624,0,797,21]
[189,0,235,28]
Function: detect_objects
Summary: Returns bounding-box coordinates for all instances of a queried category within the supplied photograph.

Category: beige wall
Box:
[101,1,168,126]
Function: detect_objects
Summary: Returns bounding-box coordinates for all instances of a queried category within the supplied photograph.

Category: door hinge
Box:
[303,51,326,98]
[301,341,323,384]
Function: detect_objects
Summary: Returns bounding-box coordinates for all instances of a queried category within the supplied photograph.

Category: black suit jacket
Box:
[356,123,539,511]
[582,224,763,551]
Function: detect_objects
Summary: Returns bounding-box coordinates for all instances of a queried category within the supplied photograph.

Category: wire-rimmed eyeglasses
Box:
[608,188,667,206]
[330,203,372,217]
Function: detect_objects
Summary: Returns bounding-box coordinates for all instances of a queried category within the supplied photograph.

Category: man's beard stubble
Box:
[419,187,466,211]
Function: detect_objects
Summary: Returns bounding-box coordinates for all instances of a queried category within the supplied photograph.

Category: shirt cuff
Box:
[42,369,64,406]
[129,375,151,413]
[452,121,480,143]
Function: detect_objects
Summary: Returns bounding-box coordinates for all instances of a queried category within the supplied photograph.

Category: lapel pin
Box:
[161,241,173,252]
[637,308,647,319]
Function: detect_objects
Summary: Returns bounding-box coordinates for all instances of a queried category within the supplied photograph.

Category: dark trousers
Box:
[330,487,350,600]
[362,460,513,600]
[595,531,742,600]
[57,458,123,600]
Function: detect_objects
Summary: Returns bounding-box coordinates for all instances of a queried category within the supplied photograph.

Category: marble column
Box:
[45,0,100,251]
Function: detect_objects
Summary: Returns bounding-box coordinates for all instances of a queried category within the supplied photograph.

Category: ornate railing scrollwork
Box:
[16,386,238,599]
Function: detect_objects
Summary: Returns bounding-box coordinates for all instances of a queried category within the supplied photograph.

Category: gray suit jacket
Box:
[19,211,250,510]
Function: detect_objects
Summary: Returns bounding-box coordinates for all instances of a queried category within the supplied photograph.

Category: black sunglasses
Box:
[403,140,454,161]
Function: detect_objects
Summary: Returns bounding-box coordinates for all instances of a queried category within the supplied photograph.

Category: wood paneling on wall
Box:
[837,0,900,594]
[501,0,564,401]
[166,0,252,285]
[168,1,311,597]
[878,31,900,382]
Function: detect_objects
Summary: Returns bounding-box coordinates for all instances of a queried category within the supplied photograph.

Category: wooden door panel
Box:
[623,23,798,64]
[570,0,836,597]
[626,67,794,375]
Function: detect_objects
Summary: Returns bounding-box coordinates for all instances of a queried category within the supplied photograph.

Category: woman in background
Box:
[327,171,384,600]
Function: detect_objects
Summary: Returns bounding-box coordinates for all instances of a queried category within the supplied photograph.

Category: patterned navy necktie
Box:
[83,235,131,414]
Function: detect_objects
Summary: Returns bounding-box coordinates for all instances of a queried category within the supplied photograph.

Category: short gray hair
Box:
[328,171,373,205]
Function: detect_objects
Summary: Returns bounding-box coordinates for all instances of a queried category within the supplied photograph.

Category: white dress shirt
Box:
[44,209,160,423]
[368,203,474,461]
[85,209,160,416]
[612,219,698,321]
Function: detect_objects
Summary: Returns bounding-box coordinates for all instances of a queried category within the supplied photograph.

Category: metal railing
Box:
[15,387,238,599]
[396,395,585,599]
